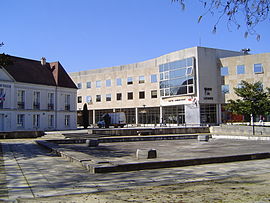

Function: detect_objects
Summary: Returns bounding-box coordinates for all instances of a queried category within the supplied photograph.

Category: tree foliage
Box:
[226,81,270,119]
[172,0,270,39]
[0,43,13,68]
[82,103,89,129]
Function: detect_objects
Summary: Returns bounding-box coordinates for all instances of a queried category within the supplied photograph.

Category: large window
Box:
[106,79,111,87]
[221,67,229,76]
[0,88,4,109]
[159,57,194,97]
[77,83,82,89]
[116,93,122,101]
[116,78,122,86]
[221,85,229,94]
[127,92,133,100]
[17,114,25,128]
[64,115,70,127]
[48,115,54,128]
[151,74,157,83]
[33,114,40,128]
[139,76,145,84]
[236,65,245,74]
[127,77,133,85]
[151,90,158,98]
[96,80,101,88]
[86,82,91,88]
[96,95,101,102]
[254,63,263,73]
[200,104,217,124]
[162,105,185,125]
[139,91,145,99]
[33,91,40,110]
[86,96,92,104]
[48,93,54,110]
[17,90,25,109]
[106,94,112,101]
[64,94,70,110]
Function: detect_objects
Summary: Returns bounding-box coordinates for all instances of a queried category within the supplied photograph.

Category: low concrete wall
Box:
[91,127,210,136]
[0,131,45,139]
[210,125,270,136]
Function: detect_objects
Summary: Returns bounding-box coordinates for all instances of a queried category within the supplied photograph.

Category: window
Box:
[17,114,25,128]
[151,74,157,83]
[116,78,122,86]
[33,114,40,128]
[237,65,245,74]
[151,90,158,98]
[64,115,70,127]
[64,94,70,110]
[254,63,263,73]
[77,83,82,89]
[116,93,122,101]
[127,77,133,85]
[77,96,82,103]
[237,83,244,89]
[86,96,92,104]
[96,95,101,102]
[127,92,133,100]
[96,80,101,88]
[139,91,145,99]
[221,67,229,76]
[33,91,40,109]
[48,93,54,110]
[106,94,111,101]
[221,85,229,94]
[0,88,4,109]
[48,115,54,128]
[106,79,111,87]
[139,76,145,84]
[17,90,25,109]
[86,82,91,88]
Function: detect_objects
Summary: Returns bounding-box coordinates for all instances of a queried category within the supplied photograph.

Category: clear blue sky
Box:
[1,0,269,73]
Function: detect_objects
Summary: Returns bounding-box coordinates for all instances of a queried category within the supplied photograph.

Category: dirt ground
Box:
[17,173,270,203]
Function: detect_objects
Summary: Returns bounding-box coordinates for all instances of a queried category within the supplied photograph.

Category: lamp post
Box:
[250,98,256,136]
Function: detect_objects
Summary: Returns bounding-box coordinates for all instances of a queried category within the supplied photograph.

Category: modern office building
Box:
[0,55,77,132]
[219,52,270,122]
[70,46,269,126]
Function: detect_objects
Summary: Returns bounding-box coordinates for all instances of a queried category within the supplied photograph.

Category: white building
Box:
[0,55,77,132]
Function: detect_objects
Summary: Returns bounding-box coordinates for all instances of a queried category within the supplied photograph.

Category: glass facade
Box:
[115,108,136,124]
[162,105,185,125]
[159,57,195,97]
[138,107,160,125]
[200,104,217,124]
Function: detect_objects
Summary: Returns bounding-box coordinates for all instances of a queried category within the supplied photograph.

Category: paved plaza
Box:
[1,136,270,201]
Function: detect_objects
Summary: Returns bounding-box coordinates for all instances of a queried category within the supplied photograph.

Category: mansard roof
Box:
[1,55,77,89]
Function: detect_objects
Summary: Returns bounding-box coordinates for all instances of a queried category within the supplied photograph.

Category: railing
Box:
[17,102,25,109]
[65,104,70,111]
[33,102,40,110]
[48,103,54,110]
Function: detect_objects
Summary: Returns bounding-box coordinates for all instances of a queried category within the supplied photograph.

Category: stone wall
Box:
[210,125,270,136]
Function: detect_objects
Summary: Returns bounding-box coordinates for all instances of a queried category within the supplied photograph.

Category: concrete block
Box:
[86,139,99,147]
[136,149,157,159]
[198,134,210,142]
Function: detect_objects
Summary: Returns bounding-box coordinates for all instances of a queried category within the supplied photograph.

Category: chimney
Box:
[41,57,46,66]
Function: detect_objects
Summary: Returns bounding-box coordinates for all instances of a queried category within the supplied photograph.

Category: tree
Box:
[226,80,270,134]
[0,43,13,68]
[82,103,89,129]
[172,0,270,40]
